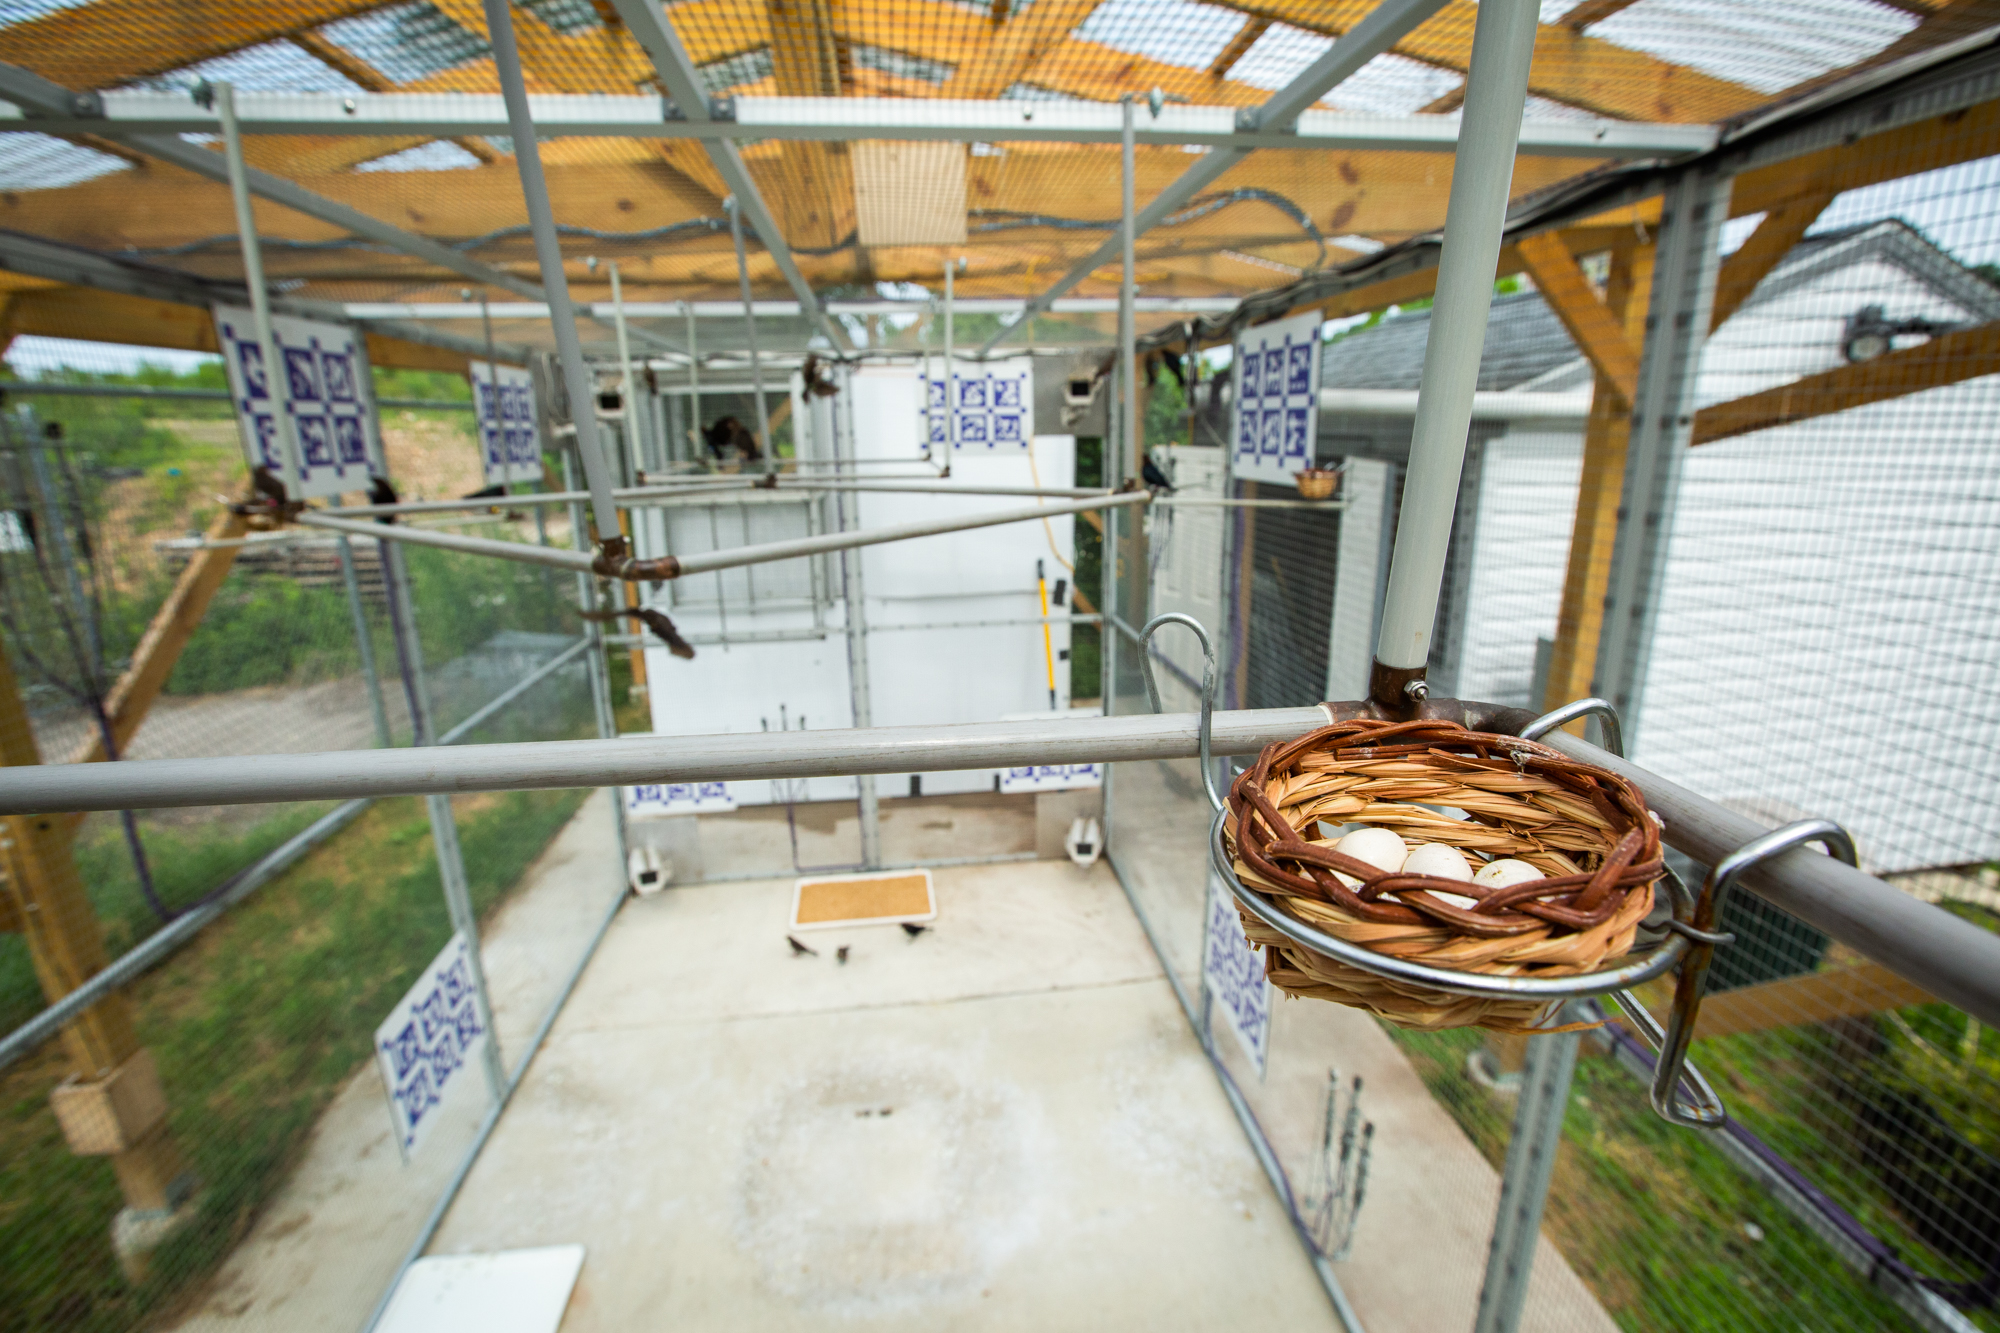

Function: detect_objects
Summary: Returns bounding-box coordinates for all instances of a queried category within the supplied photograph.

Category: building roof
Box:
[1320,217,2000,393]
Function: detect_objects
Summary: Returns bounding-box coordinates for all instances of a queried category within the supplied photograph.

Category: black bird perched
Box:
[786,934,818,957]
[576,605,697,660]
[802,353,840,399]
[900,922,928,940]
[836,945,850,965]
[703,416,762,462]
[461,481,507,500]
[368,475,399,525]
[1160,349,1187,389]
[1141,454,1175,494]
[250,466,290,507]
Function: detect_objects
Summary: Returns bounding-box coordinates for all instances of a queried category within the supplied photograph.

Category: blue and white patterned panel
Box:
[1229,310,1322,489]
[921,359,1032,450]
[373,933,488,1158]
[998,762,1102,794]
[1203,869,1273,1076]
[213,304,380,500]
[469,360,545,487]
[625,781,737,816]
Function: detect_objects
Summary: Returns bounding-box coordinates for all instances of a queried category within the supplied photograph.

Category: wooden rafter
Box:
[290,29,499,165]
[1709,190,1837,331]
[431,0,730,201]
[762,0,857,253]
[942,0,1105,98]
[1557,0,1641,31]
[1539,235,1651,718]
[1692,322,2000,445]
[1516,229,1640,405]
[1207,17,1270,80]
[1206,0,1768,122]
[1418,85,1465,114]
[0,0,380,89]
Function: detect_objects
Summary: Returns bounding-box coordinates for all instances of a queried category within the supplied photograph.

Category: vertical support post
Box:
[728,198,773,470]
[330,499,393,747]
[1120,95,1137,488]
[609,262,642,475]
[1539,237,1654,723]
[943,257,957,473]
[828,371,881,868]
[0,639,190,1238]
[684,301,702,465]
[1473,1030,1582,1333]
[481,0,619,544]
[1593,169,1732,745]
[380,541,506,1102]
[214,82,300,493]
[1370,0,1538,709]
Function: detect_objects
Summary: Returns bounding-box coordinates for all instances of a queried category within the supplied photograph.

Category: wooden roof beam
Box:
[1205,0,1767,122]
[1709,190,1836,331]
[1208,17,1271,80]
[1516,228,1639,405]
[0,0,384,90]
[941,0,1106,99]
[1693,321,2000,445]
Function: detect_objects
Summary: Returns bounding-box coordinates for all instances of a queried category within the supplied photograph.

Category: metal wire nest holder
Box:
[1135,614,1859,1129]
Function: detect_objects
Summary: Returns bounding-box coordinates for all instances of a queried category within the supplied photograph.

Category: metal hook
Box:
[1136,612,1220,813]
[1642,818,1858,1127]
[1520,696,1624,759]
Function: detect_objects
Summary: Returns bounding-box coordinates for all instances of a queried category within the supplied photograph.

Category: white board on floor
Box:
[376,1245,584,1333]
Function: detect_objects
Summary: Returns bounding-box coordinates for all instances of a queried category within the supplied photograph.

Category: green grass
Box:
[0,784,593,1333]
[1388,1021,1967,1332]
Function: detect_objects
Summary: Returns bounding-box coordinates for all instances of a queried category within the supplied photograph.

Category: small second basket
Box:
[1223,717,1665,1032]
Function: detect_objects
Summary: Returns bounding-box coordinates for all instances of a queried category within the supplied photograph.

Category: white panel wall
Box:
[643,359,1078,803]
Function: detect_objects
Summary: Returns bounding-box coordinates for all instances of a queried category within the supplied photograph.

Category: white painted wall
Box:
[1449,257,2000,873]
[639,359,1077,804]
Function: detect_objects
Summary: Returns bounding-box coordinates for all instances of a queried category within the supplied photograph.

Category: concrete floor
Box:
[172,784,1618,1333]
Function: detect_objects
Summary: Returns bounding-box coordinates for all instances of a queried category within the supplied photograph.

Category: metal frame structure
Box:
[0,90,1717,159]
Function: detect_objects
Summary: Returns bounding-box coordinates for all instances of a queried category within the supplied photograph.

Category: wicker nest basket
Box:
[1294,468,1340,500]
[1223,718,1665,1033]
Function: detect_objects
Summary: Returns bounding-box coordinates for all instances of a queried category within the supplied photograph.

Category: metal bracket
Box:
[1640,817,1859,1127]
[1136,612,1220,813]
[708,95,737,122]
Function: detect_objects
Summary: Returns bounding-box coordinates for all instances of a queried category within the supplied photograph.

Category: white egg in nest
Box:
[1473,858,1545,888]
[1331,826,1407,888]
[1403,842,1475,909]
[1402,842,1472,882]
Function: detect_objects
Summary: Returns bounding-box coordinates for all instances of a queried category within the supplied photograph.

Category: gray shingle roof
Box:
[1320,290,1579,392]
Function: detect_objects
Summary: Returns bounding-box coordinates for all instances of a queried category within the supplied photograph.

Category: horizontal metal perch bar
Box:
[1536,729,2000,1034]
[294,491,1150,581]
[333,479,1110,518]
[0,701,1993,1028]
[0,706,1327,812]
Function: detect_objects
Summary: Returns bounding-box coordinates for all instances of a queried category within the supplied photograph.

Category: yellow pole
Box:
[1037,559,1057,711]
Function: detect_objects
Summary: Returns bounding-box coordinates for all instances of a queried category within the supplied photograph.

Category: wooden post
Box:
[1538,235,1654,718]
[0,638,188,1219]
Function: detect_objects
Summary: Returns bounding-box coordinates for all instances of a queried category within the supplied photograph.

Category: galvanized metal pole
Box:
[380,538,506,1102]
[1369,0,1538,708]
[214,82,301,491]
[728,197,773,471]
[831,368,882,867]
[329,498,393,747]
[943,257,957,472]
[609,261,643,479]
[1592,168,1732,746]
[480,0,619,543]
[1473,1031,1582,1333]
[685,300,702,465]
[1120,94,1138,488]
